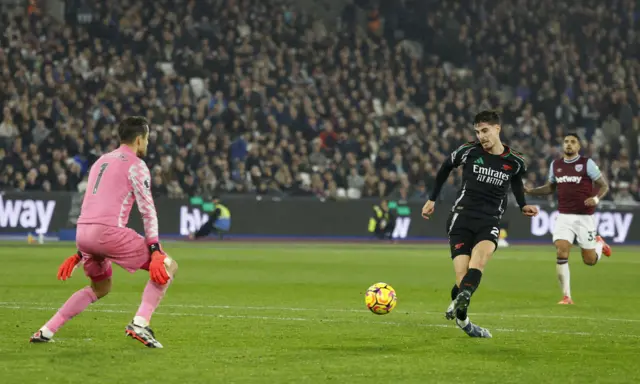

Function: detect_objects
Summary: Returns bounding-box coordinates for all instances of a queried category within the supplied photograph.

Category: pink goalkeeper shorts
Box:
[76,224,151,282]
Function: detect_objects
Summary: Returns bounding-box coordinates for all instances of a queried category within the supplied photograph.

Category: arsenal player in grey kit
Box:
[526,133,611,305]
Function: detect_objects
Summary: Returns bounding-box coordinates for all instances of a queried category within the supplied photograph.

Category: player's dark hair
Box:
[565,132,581,142]
[473,110,501,126]
[118,116,149,144]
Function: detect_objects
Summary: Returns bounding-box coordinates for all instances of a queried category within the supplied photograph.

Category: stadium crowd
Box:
[0,0,638,205]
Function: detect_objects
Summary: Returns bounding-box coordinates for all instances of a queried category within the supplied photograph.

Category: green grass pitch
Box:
[0,241,639,384]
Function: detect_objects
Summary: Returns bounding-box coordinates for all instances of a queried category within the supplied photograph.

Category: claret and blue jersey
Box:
[548,155,602,215]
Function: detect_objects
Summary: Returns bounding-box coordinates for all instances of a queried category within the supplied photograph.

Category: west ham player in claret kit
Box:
[526,133,611,305]
[29,117,178,348]
[422,110,539,338]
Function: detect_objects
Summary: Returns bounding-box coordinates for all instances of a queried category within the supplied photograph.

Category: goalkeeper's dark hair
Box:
[473,110,501,126]
[118,116,150,144]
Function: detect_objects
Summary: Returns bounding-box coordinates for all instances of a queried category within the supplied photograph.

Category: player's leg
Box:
[456,221,501,306]
[102,226,178,348]
[133,257,178,327]
[444,213,473,321]
[456,240,495,309]
[445,217,496,337]
[443,215,491,336]
[445,212,471,301]
[450,254,471,319]
[449,240,494,338]
[581,238,611,265]
[446,244,493,338]
[30,253,113,343]
[552,214,577,304]
[554,240,573,304]
[578,216,611,266]
[125,257,178,348]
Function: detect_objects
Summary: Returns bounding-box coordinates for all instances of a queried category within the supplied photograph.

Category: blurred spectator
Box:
[0,0,637,205]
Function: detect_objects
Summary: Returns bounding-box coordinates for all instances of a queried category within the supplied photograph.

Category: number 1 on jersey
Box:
[92,163,109,195]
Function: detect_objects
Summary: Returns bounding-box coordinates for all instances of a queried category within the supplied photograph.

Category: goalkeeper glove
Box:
[58,251,82,281]
[148,243,170,285]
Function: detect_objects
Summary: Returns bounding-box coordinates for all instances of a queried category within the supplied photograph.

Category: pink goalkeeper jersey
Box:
[77,145,159,244]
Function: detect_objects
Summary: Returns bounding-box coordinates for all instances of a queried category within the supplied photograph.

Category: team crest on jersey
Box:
[557,168,562,173]
[575,164,583,172]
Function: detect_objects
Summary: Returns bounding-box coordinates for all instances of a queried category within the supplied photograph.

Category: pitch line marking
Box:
[1,303,639,340]
[0,301,638,324]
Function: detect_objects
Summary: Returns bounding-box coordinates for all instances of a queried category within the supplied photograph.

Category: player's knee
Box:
[555,246,570,260]
[91,278,112,299]
[469,241,494,270]
[581,250,597,266]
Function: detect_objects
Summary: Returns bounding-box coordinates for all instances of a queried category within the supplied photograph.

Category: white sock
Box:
[595,242,603,262]
[556,262,571,298]
[456,317,470,328]
[133,316,149,328]
[40,326,54,339]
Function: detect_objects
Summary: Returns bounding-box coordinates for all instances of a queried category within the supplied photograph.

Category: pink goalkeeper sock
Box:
[134,280,170,325]
[45,286,98,334]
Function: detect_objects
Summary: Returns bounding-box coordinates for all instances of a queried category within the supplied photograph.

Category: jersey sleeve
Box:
[586,159,602,181]
[449,141,476,167]
[548,161,556,183]
[128,160,159,244]
[511,150,527,177]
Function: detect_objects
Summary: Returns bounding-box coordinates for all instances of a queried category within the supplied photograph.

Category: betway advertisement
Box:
[1,192,638,244]
[180,206,211,236]
[0,192,69,234]
[529,207,633,243]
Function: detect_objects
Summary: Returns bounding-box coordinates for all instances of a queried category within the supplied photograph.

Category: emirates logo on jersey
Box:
[575,164,583,172]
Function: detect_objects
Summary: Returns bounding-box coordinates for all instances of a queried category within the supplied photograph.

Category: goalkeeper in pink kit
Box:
[29,117,177,348]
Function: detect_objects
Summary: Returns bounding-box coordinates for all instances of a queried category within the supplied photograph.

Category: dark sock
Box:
[450,284,459,300]
[451,284,468,320]
[460,268,483,295]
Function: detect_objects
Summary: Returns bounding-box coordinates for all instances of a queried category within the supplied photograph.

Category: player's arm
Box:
[428,144,468,202]
[423,143,469,219]
[585,159,608,206]
[129,161,170,285]
[510,171,528,209]
[525,183,557,196]
[525,161,557,196]
[129,161,160,244]
[427,158,454,202]
[511,155,538,217]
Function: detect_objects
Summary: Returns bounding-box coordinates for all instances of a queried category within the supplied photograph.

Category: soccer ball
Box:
[364,282,397,315]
